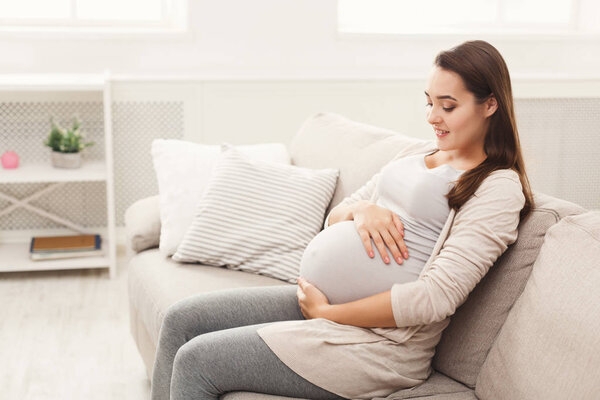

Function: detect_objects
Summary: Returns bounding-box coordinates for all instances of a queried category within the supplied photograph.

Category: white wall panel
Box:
[2,78,598,238]
[0,1,598,80]
[197,80,430,147]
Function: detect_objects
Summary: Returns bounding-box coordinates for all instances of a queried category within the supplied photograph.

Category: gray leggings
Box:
[150,285,348,400]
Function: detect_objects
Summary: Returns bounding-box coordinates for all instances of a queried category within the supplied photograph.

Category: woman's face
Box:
[424,66,496,156]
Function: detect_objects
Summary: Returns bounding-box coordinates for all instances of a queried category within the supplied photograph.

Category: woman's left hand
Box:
[296,276,331,320]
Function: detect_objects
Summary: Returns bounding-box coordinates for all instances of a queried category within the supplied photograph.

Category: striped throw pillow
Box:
[172,143,339,283]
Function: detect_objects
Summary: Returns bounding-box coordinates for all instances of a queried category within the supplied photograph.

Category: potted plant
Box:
[43,116,95,169]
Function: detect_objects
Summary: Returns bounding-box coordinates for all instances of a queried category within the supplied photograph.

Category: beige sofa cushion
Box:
[431,192,586,388]
[290,111,433,216]
[128,249,290,348]
[223,371,477,400]
[371,371,476,400]
[475,211,600,399]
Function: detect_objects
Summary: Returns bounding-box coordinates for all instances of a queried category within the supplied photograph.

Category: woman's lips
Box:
[435,129,450,137]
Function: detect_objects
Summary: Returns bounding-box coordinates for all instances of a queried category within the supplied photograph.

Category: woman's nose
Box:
[426,107,442,125]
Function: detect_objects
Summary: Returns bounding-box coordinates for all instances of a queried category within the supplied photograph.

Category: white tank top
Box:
[376,152,465,267]
[299,152,464,304]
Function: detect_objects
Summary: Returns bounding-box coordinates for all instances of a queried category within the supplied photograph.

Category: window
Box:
[337,0,600,36]
[0,0,187,33]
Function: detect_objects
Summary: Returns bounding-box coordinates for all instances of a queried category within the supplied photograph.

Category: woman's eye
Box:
[425,103,454,112]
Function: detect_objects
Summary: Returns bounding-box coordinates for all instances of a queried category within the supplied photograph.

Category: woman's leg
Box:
[170,322,347,400]
[151,285,305,400]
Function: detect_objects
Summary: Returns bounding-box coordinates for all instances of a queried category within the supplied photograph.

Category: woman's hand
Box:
[352,201,409,265]
[296,276,331,320]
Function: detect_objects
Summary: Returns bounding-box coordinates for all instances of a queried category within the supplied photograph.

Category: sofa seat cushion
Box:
[431,191,586,388]
[372,371,476,400]
[221,393,304,400]
[220,371,476,400]
[128,249,291,349]
[475,211,600,399]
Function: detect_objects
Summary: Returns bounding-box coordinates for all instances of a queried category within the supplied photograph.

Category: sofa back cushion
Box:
[289,112,432,216]
[475,211,600,399]
[431,192,586,389]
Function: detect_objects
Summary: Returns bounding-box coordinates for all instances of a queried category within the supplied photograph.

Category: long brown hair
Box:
[435,40,534,219]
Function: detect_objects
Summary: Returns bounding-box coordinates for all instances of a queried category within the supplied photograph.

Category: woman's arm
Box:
[323,169,383,229]
[323,289,396,328]
[389,171,525,327]
[296,277,396,327]
[325,200,370,226]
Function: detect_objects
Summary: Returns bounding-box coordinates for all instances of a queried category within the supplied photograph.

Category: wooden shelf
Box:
[0,239,110,273]
[0,160,107,183]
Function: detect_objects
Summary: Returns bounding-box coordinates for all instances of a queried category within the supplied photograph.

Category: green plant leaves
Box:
[43,116,95,154]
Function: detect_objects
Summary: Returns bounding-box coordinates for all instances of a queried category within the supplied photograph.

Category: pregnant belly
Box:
[299,220,424,305]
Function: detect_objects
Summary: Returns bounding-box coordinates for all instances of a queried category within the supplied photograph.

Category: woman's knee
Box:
[161,300,186,333]
[171,338,219,398]
[173,338,206,368]
[158,297,203,348]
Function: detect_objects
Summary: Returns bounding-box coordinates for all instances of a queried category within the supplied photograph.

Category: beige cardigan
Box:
[256,140,526,399]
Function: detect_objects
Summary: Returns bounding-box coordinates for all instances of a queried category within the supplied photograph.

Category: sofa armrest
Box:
[125,195,161,254]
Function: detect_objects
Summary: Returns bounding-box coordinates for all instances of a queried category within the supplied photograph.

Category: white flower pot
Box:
[51,151,82,169]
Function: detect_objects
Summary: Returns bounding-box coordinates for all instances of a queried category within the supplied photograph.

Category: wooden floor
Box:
[0,245,151,400]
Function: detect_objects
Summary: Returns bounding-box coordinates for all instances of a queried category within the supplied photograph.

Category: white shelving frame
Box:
[0,71,117,278]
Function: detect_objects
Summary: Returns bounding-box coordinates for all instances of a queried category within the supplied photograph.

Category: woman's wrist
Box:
[350,200,370,219]
[319,304,336,321]
[327,205,352,226]
[327,200,371,227]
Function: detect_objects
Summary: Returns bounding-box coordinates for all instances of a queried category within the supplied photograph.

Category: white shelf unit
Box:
[0,72,117,278]
[0,160,108,183]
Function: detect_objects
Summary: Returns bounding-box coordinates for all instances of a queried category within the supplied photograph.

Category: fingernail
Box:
[369,251,374,257]
[384,257,389,263]
[396,256,402,264]
[404,252,408,258]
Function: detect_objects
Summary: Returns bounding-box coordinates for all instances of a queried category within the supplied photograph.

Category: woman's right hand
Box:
[352,201,409,265]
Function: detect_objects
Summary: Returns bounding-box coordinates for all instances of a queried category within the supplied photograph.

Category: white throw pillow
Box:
[172,143,339,283]
[151,139,290,256]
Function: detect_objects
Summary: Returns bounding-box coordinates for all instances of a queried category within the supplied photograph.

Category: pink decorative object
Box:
[1,151,19,169]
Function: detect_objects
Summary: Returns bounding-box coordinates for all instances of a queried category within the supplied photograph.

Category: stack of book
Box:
[29,234,103,261]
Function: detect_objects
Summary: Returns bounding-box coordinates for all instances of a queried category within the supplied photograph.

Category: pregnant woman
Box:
[298,150,466,305]
[151,39,534,400]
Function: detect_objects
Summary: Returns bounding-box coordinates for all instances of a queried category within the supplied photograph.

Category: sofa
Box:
[125,112,600,399]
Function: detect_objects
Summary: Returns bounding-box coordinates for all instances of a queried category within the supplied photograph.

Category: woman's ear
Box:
[485,94,498,118]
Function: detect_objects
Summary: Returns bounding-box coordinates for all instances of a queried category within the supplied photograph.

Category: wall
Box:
[0,0,599,79]
[0,1,599,245]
